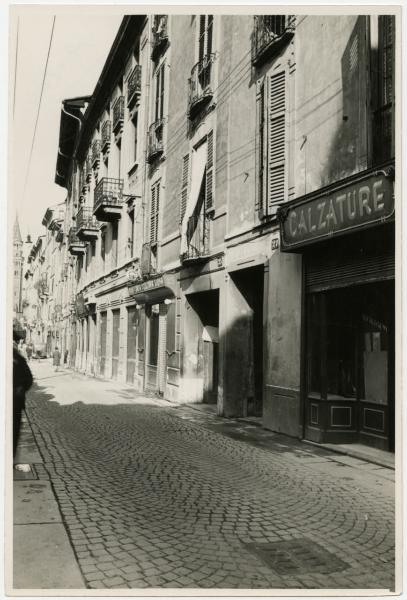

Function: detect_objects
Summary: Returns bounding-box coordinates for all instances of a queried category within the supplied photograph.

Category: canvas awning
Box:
[180,142,207,254]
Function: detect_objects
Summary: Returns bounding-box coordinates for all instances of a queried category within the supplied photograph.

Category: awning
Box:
[180,142,207,254]
[127,273,178,305]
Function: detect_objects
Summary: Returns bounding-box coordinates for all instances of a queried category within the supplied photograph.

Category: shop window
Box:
[326,293,357,399]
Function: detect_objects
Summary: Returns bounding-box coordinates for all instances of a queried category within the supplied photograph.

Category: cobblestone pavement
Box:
[24,362,395,590]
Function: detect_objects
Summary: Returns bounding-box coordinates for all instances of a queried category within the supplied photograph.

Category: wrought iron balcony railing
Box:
[147,119,164,163]
[77,205,98,232]
[127,65,142,107]
[252,15,295,65]
[68,227,86,254]
[188,53,216,119]
[151,15,169,61]
[113,96,125,133]
[181,212,210,263]
[91,139,101,167]
[94,177,124,213]
[101,120,112,151]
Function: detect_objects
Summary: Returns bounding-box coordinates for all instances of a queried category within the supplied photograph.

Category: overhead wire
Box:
[21,15,56,207]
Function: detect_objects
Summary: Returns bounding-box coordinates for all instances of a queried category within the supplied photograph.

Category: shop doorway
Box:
[186,290,219,404]
[305,280,395,451]
[146,304,159,391]
[111,309,121,380]
[230,266,264,416]
[99,311,107,376]
[126,306,138,384]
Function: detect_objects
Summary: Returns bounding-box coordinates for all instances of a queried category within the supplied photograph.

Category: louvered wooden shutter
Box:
[180,154,189,224]
[155,182,160,241]
[150,185,156,243]
[341,16,368,169]
[267,70,286,211]
[205,130,214,212]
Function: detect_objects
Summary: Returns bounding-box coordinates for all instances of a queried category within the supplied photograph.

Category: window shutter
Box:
[205,130,214,212]
[180,154,189,224]
[267,70,286,211]
[150,185,156,243]
[155,182,160,242]
[199,15,206,63]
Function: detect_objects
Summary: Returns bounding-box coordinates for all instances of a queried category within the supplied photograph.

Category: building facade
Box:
[40,13,395,452]
[13,217,24,322]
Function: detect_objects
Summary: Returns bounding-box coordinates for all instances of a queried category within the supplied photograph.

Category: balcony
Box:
[252,15,295,66]
[101,120,112,153]
[68,227,86,256]
[85,155,93,182]
[180,211,210,265]
[93,177,124,222]
[127,65,142,107]
[112,96,125,134]
[76,206,99,241]
[151,15,169,61]
[91,139,101,168]
[147,119,164,163]
[56,228,64,243]
[188,54,216,120]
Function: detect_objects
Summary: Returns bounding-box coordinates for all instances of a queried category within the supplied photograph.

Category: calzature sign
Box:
[128,275,165,296]
[280,170,394,249]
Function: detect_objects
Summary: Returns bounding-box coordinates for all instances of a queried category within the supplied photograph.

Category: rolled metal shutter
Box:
[305,251,395,293]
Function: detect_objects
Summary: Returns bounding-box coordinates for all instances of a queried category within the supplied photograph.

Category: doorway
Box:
[230,266,264,416]
[126,306,138,384]
[186,290,219,404]
[111,309,120,380]
[99,311,107,376]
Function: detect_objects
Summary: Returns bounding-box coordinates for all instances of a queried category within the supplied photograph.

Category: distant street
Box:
[22,360,395,590]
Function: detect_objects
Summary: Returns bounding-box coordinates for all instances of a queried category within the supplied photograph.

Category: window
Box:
[150,181,160,244]
[373,16,395,163]
[111,221,118,268]
[101,229,106,262]
[148,305,160,366]
[198,15,213,63]
[128,209,135,257]
[154,63,165,122]
[132,112,138,163]
[258,69,287,217]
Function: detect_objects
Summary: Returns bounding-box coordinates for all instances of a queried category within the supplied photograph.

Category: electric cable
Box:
[21,15,56,207]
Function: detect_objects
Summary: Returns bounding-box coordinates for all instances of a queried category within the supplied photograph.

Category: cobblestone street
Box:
[21,361,395,591]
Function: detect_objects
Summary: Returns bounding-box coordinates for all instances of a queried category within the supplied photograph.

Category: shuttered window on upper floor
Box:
[258,69,287,217]
[205,130,215,212]
[150,181,161,244]
[180,154,189,224]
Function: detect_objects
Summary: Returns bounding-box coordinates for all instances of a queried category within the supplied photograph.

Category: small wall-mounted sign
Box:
[271,238,280,250]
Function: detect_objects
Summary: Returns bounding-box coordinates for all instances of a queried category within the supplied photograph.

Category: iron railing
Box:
[101,120,112,150]
[127,65,142,106]
[91,140,101,166]
[151,15,168,60]
[182,212,210,261]
[77,206,98,231]
[252,16,295,64]
[188,53,216,117]
[147,119,164,163]
[94,177,124,213]
[113,96,125,132]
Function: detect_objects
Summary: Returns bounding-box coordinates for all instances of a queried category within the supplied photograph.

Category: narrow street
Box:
[18,360,395,590]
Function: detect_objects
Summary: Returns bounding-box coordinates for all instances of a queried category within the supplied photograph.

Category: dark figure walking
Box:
[13,332,33,458]
[53,346,61,372]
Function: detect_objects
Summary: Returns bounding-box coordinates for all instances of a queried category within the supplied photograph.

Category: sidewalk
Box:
[13,410,86,590]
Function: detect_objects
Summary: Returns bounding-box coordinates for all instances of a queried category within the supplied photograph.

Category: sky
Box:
[10,8,122,243]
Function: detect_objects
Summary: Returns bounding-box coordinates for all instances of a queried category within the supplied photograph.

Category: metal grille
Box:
[245,539,350,575]
[94,177,124,212]
[189,54,215,115]
[113,96,125,131]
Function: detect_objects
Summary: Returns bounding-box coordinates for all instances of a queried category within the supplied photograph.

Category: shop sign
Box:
[278,167,394,250]
[128,275,165,296]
